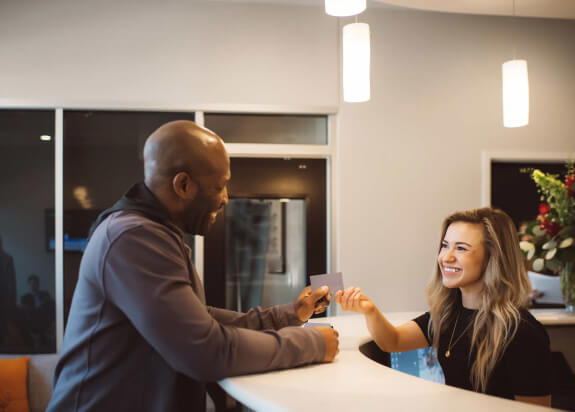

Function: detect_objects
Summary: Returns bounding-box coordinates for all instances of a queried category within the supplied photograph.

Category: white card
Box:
[310,272,344,294]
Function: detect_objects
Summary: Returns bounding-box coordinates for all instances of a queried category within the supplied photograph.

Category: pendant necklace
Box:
[445,312,472,358]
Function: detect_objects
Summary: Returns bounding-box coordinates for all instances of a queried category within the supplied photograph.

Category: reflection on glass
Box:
[205,113,328,145]
[0,109,56,353]
[225,198,306,312]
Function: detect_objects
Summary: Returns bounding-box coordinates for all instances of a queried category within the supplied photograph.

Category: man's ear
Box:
[172,172,199,200]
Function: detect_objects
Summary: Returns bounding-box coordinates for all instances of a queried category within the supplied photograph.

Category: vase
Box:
[560,261,575,313]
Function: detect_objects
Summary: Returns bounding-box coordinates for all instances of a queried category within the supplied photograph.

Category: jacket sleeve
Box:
[207,304,303,330]
[102,225,325,382]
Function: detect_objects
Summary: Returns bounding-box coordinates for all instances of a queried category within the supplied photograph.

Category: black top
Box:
[413,304,552,399]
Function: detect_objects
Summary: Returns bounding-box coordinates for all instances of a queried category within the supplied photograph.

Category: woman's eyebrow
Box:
[442,240,473,247]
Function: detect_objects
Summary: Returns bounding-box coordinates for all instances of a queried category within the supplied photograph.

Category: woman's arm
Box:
[335,287,429,353]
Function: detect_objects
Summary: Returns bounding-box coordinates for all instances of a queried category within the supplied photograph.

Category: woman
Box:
[335,208,552,406]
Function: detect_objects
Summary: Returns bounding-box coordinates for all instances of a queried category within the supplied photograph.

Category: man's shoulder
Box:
[86,211,184,264]
[101,211,176,242]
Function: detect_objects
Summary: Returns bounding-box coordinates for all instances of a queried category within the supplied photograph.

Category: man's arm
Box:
[206,286,330,330]
[206,304,302,330]
[103,225,328,381]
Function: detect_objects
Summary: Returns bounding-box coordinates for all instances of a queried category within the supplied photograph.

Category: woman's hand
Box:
[335,287,375,314]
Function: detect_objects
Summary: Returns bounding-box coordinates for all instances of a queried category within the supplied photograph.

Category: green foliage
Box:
[531,170,574,226]
[518,162,575,274]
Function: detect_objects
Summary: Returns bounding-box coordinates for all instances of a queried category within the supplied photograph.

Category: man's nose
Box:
[221,187,229,208]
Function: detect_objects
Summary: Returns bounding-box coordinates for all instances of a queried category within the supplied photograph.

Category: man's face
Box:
[29,277,39,292]
[182,166,230,235]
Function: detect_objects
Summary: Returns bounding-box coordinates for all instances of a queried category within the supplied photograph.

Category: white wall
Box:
[338,9,575,311]
[2,1,575,311]
[0,0,339,108]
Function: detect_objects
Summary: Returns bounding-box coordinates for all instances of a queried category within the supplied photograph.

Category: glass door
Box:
[225,197,307,312]
[204,157,327,311]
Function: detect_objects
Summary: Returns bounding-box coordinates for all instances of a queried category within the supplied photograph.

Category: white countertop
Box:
[219,310,572,411]
[531,308,575,326]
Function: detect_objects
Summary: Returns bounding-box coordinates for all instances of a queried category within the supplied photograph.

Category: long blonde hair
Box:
[427,208,531,392]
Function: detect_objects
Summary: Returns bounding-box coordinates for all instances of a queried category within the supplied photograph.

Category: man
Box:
[0,234,17,347]
[20,274,55,349]
[48,121,339,412]
[0,235,16,309]
[21,274,52,309]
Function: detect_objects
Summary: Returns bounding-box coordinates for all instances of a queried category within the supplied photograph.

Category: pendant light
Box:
[325,0,366,17]
[502,59,529,127]
[502,0,529,128]
[343,21,370,103]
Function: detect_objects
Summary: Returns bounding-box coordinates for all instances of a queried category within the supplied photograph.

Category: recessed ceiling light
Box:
[40,135,52,141]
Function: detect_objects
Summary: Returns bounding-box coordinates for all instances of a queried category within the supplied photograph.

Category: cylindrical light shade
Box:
[343,22,370,103]
[325,0,366,17]
[502,59,529,128]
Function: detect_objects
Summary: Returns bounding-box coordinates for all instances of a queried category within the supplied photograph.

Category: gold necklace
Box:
[445,313,472,358]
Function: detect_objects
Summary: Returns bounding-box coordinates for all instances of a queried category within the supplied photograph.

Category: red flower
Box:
[541,220,562,236]
[539,203,550,215]
[566,175,575,198]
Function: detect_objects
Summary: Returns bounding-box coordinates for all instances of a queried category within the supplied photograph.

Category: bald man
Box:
[48,121,339,412]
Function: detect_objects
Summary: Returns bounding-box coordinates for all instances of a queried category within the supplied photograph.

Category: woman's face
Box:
[438,222,486,290]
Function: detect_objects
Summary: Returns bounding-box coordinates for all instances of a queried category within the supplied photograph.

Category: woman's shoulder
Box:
[510,309,550,348]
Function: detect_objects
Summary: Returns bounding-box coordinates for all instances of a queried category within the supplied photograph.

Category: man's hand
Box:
[315,326,339,362]
[294,285,331,322]
[334,287,375,315]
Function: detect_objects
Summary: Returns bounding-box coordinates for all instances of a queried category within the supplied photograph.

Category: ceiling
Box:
[218,0,575,19]
[374,0,575,20]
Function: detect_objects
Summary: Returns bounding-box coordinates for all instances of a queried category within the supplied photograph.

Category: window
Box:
[204,113,328,145]
[0,109,56,353]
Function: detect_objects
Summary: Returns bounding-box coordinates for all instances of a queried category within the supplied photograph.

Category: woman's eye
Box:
[441,243,448,249]
[457,246,467,251]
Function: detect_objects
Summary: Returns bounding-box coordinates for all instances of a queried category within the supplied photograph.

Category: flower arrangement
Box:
[518,161,575,310]
[519,162,575,272]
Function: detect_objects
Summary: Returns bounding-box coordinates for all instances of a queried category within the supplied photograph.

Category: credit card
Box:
[303,322,333,328]
[310,272,344,294]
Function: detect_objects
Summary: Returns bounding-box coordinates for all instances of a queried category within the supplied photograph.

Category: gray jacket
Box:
[48,211,325,412]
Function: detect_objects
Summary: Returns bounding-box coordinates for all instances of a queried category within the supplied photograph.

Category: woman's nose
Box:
[442,248,456,262]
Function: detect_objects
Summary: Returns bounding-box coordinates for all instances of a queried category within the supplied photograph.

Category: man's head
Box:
[143,120,230,235]
[28,274,40,292]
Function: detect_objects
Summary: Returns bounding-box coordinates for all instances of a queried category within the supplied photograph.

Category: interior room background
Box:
[1,0,575,319]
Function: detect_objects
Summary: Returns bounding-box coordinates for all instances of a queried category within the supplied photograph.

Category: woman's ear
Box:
[172,172,198,200]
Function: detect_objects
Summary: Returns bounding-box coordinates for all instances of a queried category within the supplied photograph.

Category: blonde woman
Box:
[336,208,552,407]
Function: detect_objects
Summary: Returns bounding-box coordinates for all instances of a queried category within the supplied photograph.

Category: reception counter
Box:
[219,310,575,411]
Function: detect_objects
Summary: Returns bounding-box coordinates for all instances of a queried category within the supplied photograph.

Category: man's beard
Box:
[181,195,215,235]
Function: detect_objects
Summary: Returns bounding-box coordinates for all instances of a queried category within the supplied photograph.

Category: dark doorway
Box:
[491,161,567,228]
